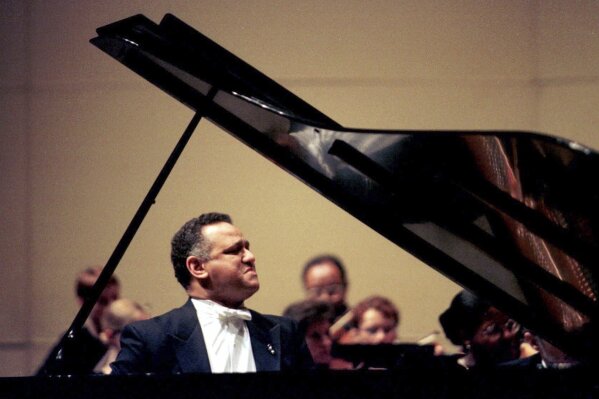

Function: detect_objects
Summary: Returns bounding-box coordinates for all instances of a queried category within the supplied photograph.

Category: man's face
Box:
[304,262,346,308]
[201,222,259,307]
[356,308,397,344]
[88,283,120,333]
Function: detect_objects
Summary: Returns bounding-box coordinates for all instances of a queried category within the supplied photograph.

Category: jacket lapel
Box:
[170,299,212,373]
[247,311,280,371]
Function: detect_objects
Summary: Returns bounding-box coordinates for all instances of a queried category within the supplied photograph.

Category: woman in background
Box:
[439,290,539,368]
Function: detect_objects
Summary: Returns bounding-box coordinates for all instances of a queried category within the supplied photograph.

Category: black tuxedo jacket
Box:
[111,299,313,374]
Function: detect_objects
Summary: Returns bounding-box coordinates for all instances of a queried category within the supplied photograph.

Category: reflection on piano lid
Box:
[90,14,598,365]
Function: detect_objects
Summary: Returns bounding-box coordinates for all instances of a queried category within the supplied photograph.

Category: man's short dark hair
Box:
[170,212,232,288]
[283,299,335,335]
[302,254,347,286]
[75,266,119,300]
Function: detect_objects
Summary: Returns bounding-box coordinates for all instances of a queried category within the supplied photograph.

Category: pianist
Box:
[110,212,313,374]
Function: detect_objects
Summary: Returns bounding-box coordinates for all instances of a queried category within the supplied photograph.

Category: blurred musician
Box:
[302,254,350,321]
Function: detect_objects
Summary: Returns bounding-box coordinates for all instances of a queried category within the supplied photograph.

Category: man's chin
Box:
[246,272,259,283]
[245,279,260,293]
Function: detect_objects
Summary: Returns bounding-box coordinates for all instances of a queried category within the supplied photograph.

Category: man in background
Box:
[38,266,121,374]
[94,298,150,374]
[302,254,349,321]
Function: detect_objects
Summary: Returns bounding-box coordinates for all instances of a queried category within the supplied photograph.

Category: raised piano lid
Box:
[91,14,598,364]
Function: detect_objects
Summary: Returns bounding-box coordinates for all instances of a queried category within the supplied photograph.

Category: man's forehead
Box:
[202,222,243,243]
[305,263,343,287]
[308,262,341,277]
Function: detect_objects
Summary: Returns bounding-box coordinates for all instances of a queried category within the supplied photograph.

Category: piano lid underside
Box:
[90,14,599,362]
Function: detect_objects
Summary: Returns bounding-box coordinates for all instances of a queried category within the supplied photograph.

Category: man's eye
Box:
[225,245,242,254]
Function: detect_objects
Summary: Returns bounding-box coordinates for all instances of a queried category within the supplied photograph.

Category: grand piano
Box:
[3,14,598,398]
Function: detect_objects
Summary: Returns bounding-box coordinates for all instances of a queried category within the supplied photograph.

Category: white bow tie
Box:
[192,299,253,323]
[216,307,252,322]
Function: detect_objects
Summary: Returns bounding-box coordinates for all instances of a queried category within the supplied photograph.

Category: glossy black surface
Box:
[2,368,598,399]
[89,14,598,363]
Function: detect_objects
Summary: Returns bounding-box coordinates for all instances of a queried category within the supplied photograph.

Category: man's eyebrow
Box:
[223,239,249,252]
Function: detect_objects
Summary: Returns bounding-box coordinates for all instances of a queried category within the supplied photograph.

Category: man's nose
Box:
[243,248,256,264]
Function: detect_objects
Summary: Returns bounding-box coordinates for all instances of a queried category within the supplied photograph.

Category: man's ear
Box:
[186,256,208,280]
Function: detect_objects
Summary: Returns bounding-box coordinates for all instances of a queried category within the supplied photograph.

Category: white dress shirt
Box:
[191,298,257,373]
